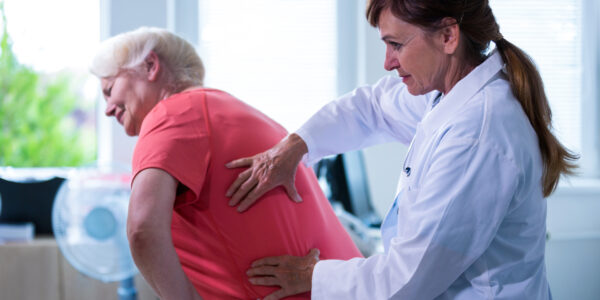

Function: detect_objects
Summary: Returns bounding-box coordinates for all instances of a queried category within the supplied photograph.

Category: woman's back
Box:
[133,88,362,299]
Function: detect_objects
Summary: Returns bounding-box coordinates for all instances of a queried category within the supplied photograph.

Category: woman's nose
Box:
[105,103,117,116]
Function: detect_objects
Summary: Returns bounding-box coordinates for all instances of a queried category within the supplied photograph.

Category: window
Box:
[490,0,598,176]
[1,0,99,167]
[197,0,338,132]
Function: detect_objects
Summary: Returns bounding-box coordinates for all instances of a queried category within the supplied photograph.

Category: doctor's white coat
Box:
[295,52,551,299]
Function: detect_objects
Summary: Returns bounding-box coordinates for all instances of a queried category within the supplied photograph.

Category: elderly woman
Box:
[90,27,362,300]
[229,0,578,299]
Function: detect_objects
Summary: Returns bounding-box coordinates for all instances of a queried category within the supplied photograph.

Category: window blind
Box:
[197,0,337,132]
[490,0,583,153]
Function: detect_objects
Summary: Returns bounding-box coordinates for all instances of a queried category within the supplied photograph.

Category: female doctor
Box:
[227,0,578,299]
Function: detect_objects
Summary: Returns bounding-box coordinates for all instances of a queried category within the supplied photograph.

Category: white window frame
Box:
[580,0,600,178]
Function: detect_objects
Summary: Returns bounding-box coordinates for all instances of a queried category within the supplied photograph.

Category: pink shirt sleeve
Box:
[132,92,211,204]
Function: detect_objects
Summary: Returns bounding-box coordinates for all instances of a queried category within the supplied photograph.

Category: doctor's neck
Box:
[439,56,477,95]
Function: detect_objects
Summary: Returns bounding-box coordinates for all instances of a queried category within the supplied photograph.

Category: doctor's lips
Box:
[398,72,409,78]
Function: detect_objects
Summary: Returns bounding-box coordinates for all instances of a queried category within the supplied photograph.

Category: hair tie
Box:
[494,34,504,43]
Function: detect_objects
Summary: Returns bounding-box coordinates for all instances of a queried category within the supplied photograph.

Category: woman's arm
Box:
[128,168,203,300]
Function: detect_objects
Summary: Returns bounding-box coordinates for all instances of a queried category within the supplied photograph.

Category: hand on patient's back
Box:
[247,249,320,300]
[225,134,307,212]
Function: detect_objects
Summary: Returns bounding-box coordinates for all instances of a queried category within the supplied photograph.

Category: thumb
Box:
[284,182,302,203]
[307,248,320,260]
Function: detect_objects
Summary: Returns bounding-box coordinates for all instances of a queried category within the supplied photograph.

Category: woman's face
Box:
[101,70,160,136]
[379,9,448,95]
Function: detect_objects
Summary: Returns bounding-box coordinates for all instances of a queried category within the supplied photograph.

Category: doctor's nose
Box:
[384,47,400,71]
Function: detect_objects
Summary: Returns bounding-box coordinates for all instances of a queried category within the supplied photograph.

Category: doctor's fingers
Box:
[251,255,288,268]
[248,274,304,300]
[228,171,257,207]
[239,167,302,212]
[225,156,254,169]
[247,265,280,277]
[249,276,280,287]
[237,190,262,212]
[226,168,252,199]
[237,168,285,212]
[283,178,302,203]
[238,178,291,212]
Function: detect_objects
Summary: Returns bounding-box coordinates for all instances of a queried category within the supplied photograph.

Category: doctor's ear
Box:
[144,51,161,82]
[437,17,461,55]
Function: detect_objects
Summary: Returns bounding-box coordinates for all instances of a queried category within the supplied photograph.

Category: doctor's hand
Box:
[247,248,320,300]
[225,134,308,212]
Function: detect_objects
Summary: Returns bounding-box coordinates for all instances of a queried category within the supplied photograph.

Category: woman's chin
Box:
[124,123,138,136]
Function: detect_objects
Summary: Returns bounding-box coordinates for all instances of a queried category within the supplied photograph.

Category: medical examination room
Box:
[0,0,598,299]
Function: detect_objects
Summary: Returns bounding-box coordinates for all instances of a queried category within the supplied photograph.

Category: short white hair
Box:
[90,27,204,91]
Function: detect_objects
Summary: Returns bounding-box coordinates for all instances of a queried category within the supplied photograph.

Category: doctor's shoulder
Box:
[452,82,540,160]
[438,84,530,146]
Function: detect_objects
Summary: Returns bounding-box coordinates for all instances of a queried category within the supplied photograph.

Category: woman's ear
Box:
[144,51,161,82]
[438,17,461,55]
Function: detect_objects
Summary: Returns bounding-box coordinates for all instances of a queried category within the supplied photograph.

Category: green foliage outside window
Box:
[0,1,96,167]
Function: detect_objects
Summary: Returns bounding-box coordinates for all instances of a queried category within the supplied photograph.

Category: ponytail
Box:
[495,38,578,197]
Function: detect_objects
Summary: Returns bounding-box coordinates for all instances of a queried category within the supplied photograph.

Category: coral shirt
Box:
[132,88,362,299]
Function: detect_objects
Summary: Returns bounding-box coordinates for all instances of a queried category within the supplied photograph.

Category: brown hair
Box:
[366,0,578,197]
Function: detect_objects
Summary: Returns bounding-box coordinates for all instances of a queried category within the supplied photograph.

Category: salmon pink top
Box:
[132,88,362,299]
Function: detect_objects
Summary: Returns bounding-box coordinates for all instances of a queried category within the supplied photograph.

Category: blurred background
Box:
[0,0,598,299]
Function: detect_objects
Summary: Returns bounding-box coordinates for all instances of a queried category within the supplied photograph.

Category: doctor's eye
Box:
[389,41,403,51]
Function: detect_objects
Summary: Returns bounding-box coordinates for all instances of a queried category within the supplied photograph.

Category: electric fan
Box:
[52,164,138,300]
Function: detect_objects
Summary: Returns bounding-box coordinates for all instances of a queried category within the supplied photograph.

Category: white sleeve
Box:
[295,76,430,165]
[311,138,520,299]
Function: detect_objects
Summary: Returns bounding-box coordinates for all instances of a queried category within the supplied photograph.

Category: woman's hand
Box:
[225,134,308,212]
[247,249,320,300]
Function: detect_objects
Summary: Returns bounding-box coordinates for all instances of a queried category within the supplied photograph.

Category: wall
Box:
[545,180,600,299]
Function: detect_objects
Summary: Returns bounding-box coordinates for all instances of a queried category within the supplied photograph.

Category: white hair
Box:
[90,27,204,91]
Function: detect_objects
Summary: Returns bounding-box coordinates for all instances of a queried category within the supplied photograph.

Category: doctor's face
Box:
[101,71,159,136]
[379,9,447,95]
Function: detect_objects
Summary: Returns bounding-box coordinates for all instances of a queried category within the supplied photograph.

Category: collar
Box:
[420,50,505,134]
